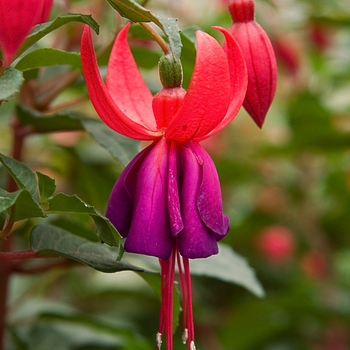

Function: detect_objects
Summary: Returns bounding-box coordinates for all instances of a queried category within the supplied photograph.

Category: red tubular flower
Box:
[0,0,53,66]
[81,23,247,349]
[228,0,277,127]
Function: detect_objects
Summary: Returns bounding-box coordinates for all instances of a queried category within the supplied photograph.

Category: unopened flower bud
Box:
[158,54,183,88]
[228,0,277,127]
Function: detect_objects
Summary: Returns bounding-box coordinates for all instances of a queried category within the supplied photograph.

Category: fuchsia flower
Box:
[81,23,247,349]
[228,0,277,127]
[0,0,53,66]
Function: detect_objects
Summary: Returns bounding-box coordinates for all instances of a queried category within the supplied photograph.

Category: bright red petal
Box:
[80,26,160,140]
[165,31,231,143]
[198,27,248,140]
[106,23,156,130]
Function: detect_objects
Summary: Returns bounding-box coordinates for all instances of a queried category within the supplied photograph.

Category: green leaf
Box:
[13,189,46,221]
[106,0,182,59]
[16,104,87,132]
[15,48,81,72]
[0,188,46,221]
[106,0,159,22]
[82,118,140,167]
[36,172,56,203]
[0,153,37,196]
[18,13,99,57]
[190,243,265,297]
[30,224,146,273]
[0,188,21,213]
[180,28,197,88]
[48,193,121,248]
[0,68,24,101]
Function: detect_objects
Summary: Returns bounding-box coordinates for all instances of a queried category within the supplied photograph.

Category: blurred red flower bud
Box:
[274,37,301,77]
[256,226,295,263]
[300,250,329,279]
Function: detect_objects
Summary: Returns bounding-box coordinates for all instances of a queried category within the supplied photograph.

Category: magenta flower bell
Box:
[81,23,247,349]
[0,0,53,66]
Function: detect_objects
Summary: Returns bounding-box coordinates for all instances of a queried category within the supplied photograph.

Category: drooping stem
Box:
[139,22,170,55]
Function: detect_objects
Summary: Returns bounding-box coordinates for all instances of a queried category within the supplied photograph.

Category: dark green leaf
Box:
[15,48,81,72]
[18,13,99,57]
[0,153,37,196]
[0,188,21,213]
[106,0,182,59]
[0,188,46,221]
[13,189,46,221]
[106,0,161,23]
[48,193,121,247]
[190,243,265,297]
[16,104,87,132]
[82,118,140,167]
[0,68,24,101]
[180,28,197,88]
[36,172,56,203]
[30,224,146,273]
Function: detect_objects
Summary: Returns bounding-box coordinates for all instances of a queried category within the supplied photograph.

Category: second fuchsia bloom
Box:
[228,0,278,127]
[0,0,53,66]
[81,23,247,349]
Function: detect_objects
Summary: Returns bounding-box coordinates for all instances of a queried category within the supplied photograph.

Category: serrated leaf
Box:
[13,189,46,221]
[190,243,265,297]
[16,104,87,132]
[0,188,46,221]
[106,0,181,59]
[18,13,99,57]
[36,172,56,203]
[0,188,22,212]
[30,224,146,273]
[0,153,37,196]
[0,68,24,101]
[81,118,139,167]
[15,48,81,72]
[48,193,121,248]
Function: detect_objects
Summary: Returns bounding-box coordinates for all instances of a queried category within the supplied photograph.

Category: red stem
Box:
[0,250,39,260]
[0,120,26,350]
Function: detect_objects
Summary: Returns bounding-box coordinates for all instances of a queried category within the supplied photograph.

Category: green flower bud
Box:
[158,54,183,88]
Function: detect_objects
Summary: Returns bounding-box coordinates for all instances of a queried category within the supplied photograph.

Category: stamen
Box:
[177,249,188,331]
[190,341,196,350]
[183,257,195,347]
[156,332,163,349]
[182,328,188,344]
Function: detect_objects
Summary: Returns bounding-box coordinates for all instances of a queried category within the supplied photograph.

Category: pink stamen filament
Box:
[183,257,195,349]
[158,243,195,349]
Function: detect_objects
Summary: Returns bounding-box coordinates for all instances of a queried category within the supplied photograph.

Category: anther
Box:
[182,328,188,344]
[156,332,162,349]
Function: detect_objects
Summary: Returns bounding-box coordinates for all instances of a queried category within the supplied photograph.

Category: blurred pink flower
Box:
[0,0,53,66]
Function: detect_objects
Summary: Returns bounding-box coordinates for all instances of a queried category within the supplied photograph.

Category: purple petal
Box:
[168,142,183,236]
[106,146,151,237]
[190,142,230,240]
[124,138,173,260]
[177,145,219,259]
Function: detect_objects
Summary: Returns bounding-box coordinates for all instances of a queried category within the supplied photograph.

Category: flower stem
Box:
[139,22,170,55]
[0,117,27,350]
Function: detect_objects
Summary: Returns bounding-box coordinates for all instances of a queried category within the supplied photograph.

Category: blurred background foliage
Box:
[1,0,350,349]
